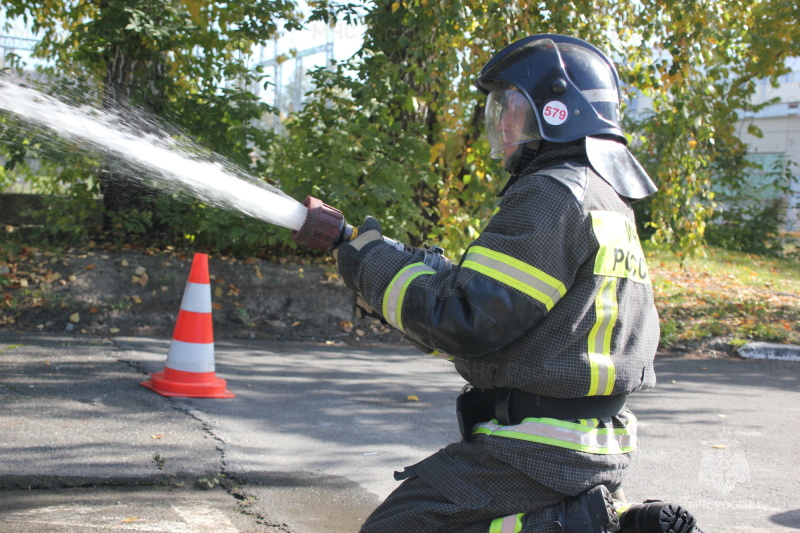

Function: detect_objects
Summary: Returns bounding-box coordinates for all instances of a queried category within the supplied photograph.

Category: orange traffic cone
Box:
[141,253,235,398]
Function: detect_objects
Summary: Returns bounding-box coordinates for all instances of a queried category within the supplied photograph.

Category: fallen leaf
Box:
[407,395,420,402]
[132,275,140,284]
[131,295,142,304]
[89,307,99,314]
[134,266,147,276]
[254,265,263,279]
[121,260,129,267]
[212,303,223,310]
[85,263,96,270]
[292,320,302,327]
[69,313,80,323]
[340,320,353,333]
[214,286,223,297]
[138,272,149,287]
[711,444,727,449]
[121,517,139,523]
[151,434,164,439]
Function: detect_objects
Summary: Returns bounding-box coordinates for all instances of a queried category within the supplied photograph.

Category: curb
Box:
[738,342,800,362]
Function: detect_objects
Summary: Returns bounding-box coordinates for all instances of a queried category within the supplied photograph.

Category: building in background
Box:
[736,59,800,233]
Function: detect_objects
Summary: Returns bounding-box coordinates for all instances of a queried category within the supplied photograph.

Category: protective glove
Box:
[410,245,453,272]
[333,216,385,291]
[353,293,387,323]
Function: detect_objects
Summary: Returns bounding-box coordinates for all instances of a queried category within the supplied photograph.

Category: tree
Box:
[1,0,355,241]
[273,0,800,256]
[623,0,800,254]
[3,0,798,255]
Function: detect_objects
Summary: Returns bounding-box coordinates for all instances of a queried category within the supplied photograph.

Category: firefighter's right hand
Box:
[333,216,384,291]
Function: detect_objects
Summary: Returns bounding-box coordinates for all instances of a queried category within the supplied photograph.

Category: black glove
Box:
[409,245,453,272]
[353,293,386,323]
[333,216,385,291]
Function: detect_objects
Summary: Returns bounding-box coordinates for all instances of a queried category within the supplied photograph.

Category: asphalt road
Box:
[1,334,798,532]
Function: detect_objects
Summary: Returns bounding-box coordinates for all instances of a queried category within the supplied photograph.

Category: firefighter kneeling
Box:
[333,34,704,533]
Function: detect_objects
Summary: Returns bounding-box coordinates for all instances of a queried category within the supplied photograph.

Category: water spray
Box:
[0,79,449,268]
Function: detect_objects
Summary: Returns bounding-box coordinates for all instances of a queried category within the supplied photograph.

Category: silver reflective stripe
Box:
[165,339,216,373]
[382,263,435,332]
[495,514,522,533]
[589,353,615,397]
[473,413,636,455]
[462,246,566,311]
[582,88,619,103]
[181,282,212,313]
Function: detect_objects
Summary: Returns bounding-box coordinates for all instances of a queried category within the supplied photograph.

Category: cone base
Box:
[141,371,235,398]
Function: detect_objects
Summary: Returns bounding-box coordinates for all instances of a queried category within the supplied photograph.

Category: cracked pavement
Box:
[1,334,799,532]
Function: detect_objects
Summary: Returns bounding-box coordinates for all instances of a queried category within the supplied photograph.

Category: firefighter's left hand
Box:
[353,293,386,323]
[333,216,384,291]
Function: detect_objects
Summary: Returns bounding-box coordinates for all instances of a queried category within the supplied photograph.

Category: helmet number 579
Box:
[543,101,568,126]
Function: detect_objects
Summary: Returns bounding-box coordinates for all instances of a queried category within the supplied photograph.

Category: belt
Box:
[469,387,627,426]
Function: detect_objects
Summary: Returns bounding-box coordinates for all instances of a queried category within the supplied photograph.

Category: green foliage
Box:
[623,0,800,256]
[1,0,356,251]
[2,0,800,257]
[706,157,799,256]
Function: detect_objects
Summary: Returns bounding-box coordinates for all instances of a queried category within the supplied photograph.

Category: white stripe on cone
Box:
[180,282,212,313]
[165,339,216,373]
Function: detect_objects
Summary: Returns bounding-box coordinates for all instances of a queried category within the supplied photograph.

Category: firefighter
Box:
[335,34,703,533]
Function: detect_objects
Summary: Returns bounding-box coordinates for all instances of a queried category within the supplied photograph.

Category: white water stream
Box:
[0,80,308,231]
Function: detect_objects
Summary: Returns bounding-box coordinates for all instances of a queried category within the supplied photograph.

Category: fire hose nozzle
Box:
[291,196,354,250]
[291,197,451,274]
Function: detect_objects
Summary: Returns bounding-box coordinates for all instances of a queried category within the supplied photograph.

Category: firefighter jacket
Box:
[350,145,660,459]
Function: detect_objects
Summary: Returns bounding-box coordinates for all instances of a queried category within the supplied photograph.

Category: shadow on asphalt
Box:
[770,509,800,529]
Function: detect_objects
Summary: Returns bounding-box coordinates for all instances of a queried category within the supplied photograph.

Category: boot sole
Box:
[588,486,621,532]
[641,503,697,533]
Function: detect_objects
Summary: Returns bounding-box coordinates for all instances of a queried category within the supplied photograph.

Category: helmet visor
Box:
[485,88,540,159]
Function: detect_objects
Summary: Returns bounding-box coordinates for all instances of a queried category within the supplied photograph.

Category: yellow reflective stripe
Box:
[473,414,636,455]
[430,352,455,361]
[382,263,435,332]
[591,210,651,284]
[489,513,524,533]
[588,277,618,396]
[616,503,634,516]
[462,246,566,311]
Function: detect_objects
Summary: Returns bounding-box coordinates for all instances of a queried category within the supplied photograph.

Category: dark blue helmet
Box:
[475,34,625,145]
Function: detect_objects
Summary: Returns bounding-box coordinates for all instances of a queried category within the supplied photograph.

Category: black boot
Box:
[619,500,703,533]
[554,485,620,532]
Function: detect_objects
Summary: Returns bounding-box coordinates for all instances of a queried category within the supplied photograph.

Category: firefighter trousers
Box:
[360,436,629,533]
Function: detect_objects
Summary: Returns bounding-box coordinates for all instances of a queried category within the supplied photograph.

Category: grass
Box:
[647,245,800,349]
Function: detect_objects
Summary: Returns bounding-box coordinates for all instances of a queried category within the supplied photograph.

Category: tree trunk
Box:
[99,45,169,237]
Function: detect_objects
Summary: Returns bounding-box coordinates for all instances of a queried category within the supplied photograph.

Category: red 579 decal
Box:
[542,101,568,126]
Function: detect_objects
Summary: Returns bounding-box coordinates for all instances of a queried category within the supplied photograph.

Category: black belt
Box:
[458,387,627,429]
